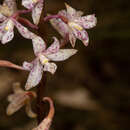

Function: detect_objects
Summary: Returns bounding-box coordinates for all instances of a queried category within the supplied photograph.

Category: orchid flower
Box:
[22,0,44,25]
[7,82,37,118]
[32,97,54,130]
[0,0,35,44]
[23,36,77,90]
[49,3,97,47]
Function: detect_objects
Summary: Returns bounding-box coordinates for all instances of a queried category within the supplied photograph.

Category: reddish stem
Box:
[36,0,49,124]
[44,15,69,48]
[12,9,32,19]
[0,60,25,70]
[43,97,55,119]
[44,14,68,24]
[18,17,38,29]
[35,97,55,130]
[37,72,47,123]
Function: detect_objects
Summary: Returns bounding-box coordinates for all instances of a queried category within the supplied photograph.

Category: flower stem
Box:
[0,60,25,70]
[12,9,32,19]
[37,72,47,123]
[44,14,68,24]
[36,0,48,124]
[18,17,38,29]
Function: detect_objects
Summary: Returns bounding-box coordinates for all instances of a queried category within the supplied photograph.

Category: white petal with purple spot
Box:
[73,29,89,46]
[43,62,57,74]
[45,37,60,54]
[32,36,46,56]
[75,14,97,29]
[32,0,43,25]
[4,0,17,13]
[12,18,35,39]
[23,61,33,71]
[6,93,28,115]
[50,17,69,38]
[25,60,43,90]
[46,49,78,61]
[22,0,35,9]
[69,30,76,48]
[1,19,14,44]
[65,3,77,19]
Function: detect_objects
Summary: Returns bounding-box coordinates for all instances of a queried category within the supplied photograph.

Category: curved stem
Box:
[12,9,32,19]
[44,15,60,21]
[44,14,69,48]
[18,17,38,29]
[0,60,25,70]
[37,72,47,123]
[44,14,68,24]
[36,0,49,124]
[43,97,55,119]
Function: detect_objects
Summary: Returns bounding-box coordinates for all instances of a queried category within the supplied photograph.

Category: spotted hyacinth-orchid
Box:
[22,0,44,25]
[49,3,97,47]
[32,97,54,130]
[7,82,37,118]
[23,35,77,90]
[0,0,35,44]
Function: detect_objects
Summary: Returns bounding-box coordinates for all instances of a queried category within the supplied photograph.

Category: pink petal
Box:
[7,83,36,117]
[45,37,60,54]
[1,19,14,44]
[0,19,9,37]
[76,11,84,17]
[65,3,77,19]
[23,61,33,71]
[50,16,69,38]
[3,0,17,13]
[73,29,89,46]
[32,0,43,25]
[75,14,97,29]
[59,9,83,18]
[69,31,76,48]
[7,94,18,102]
[1,29,14,44]
[43,62,57,74]
[6,93,28,115]
[25,59,43,90]
[22,0,35,9]
[12,18,35,39]
[7,83,24,102]
[25,102,37,118]
[46,49,78,61]
[58,9,68,18]
[32,36,46,56]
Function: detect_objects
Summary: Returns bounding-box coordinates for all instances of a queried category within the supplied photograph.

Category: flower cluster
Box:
[49,3,97,47]
[0,0,35,44]
[0,0,97,129]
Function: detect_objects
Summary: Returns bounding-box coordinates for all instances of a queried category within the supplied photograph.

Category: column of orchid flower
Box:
[0,0,97,129]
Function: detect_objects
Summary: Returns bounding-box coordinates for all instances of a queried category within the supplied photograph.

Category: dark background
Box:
[0,0,130,130]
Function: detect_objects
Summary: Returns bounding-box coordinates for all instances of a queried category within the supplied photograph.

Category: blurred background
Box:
[0,0,130,130]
